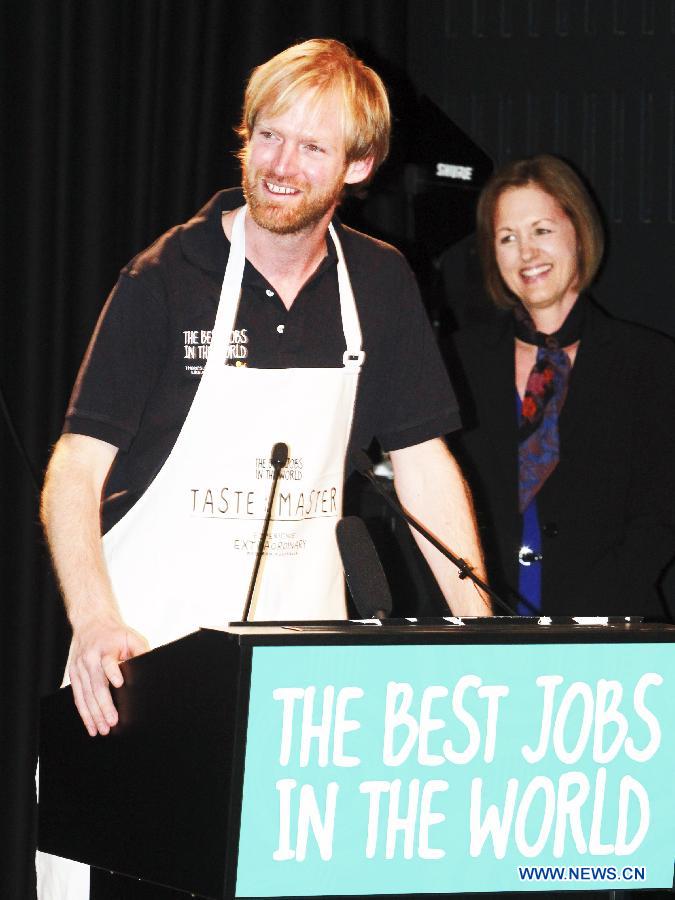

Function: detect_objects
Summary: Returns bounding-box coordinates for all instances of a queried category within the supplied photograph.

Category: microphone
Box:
[271,441,289,470]
[352,450,516,616]
[336,516,393,620]
[241,442,289,622]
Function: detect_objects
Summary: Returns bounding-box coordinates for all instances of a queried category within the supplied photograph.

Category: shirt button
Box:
[276,324,285,334]
[266,289,275,297]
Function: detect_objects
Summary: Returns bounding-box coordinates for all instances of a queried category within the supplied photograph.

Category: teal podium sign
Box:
[237,641,675,895]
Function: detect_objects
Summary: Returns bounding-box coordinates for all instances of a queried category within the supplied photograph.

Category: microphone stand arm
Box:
[242,444,288,622]
[358,467,516,616]
[241,477,279,623]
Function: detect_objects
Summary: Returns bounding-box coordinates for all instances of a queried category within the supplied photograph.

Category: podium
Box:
[39,620,675,897]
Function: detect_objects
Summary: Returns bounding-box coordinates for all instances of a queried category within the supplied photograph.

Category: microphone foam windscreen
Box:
[271,442,289,468]
[336,516,393,619]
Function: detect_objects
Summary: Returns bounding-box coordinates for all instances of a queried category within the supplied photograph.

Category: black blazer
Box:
[447,298,675,617]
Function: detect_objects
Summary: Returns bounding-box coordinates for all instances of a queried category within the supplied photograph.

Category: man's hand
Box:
[68,614,149,736]
[41,434,149,734]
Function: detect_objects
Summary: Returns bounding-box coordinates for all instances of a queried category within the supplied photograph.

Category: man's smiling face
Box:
[242,89,365,235]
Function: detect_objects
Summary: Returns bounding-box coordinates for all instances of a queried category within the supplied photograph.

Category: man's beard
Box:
[242,165,345,235]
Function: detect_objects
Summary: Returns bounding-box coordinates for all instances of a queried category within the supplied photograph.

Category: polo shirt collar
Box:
[179,187,342,284]
[178,188,242,275]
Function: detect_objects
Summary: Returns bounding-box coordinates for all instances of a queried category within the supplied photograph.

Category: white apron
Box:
[37,205,364,898]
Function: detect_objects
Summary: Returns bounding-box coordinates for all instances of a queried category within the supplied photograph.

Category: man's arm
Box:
[389,437,492,616]
[41,433,149,736]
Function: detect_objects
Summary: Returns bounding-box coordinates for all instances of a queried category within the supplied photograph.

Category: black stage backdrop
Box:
[1,3,673,898]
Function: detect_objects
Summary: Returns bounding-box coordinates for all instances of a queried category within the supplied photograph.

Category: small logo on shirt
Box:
[182,328,249,375]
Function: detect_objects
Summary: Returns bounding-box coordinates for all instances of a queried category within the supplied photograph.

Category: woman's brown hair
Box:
[476,154,605,308]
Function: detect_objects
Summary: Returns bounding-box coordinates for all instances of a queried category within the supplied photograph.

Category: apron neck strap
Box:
[210,205,247,356]
[328,222,363,367]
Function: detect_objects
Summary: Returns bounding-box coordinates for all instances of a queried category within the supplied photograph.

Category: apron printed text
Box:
[189,485,338,520]
[257,455,304,480]
[234,529,307,557]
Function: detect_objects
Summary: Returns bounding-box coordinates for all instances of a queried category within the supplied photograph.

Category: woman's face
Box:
[494,183,580,318]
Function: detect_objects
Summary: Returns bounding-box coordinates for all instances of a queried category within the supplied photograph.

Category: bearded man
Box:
[38,38,490,899]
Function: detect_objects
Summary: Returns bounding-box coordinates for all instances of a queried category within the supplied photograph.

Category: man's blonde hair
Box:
[237,38,390,180]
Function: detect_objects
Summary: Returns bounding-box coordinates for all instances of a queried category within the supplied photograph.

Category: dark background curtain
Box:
[1,2,673,897]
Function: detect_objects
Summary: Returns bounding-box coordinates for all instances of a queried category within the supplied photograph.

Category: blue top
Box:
[516,392,542,614]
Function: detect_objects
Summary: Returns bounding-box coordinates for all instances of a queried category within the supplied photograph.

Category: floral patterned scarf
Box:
[514,297,585,512]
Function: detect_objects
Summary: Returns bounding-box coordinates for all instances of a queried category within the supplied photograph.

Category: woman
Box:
[448,154,675,617]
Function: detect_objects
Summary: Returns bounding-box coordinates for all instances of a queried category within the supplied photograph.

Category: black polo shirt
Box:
[65,189,460,532]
